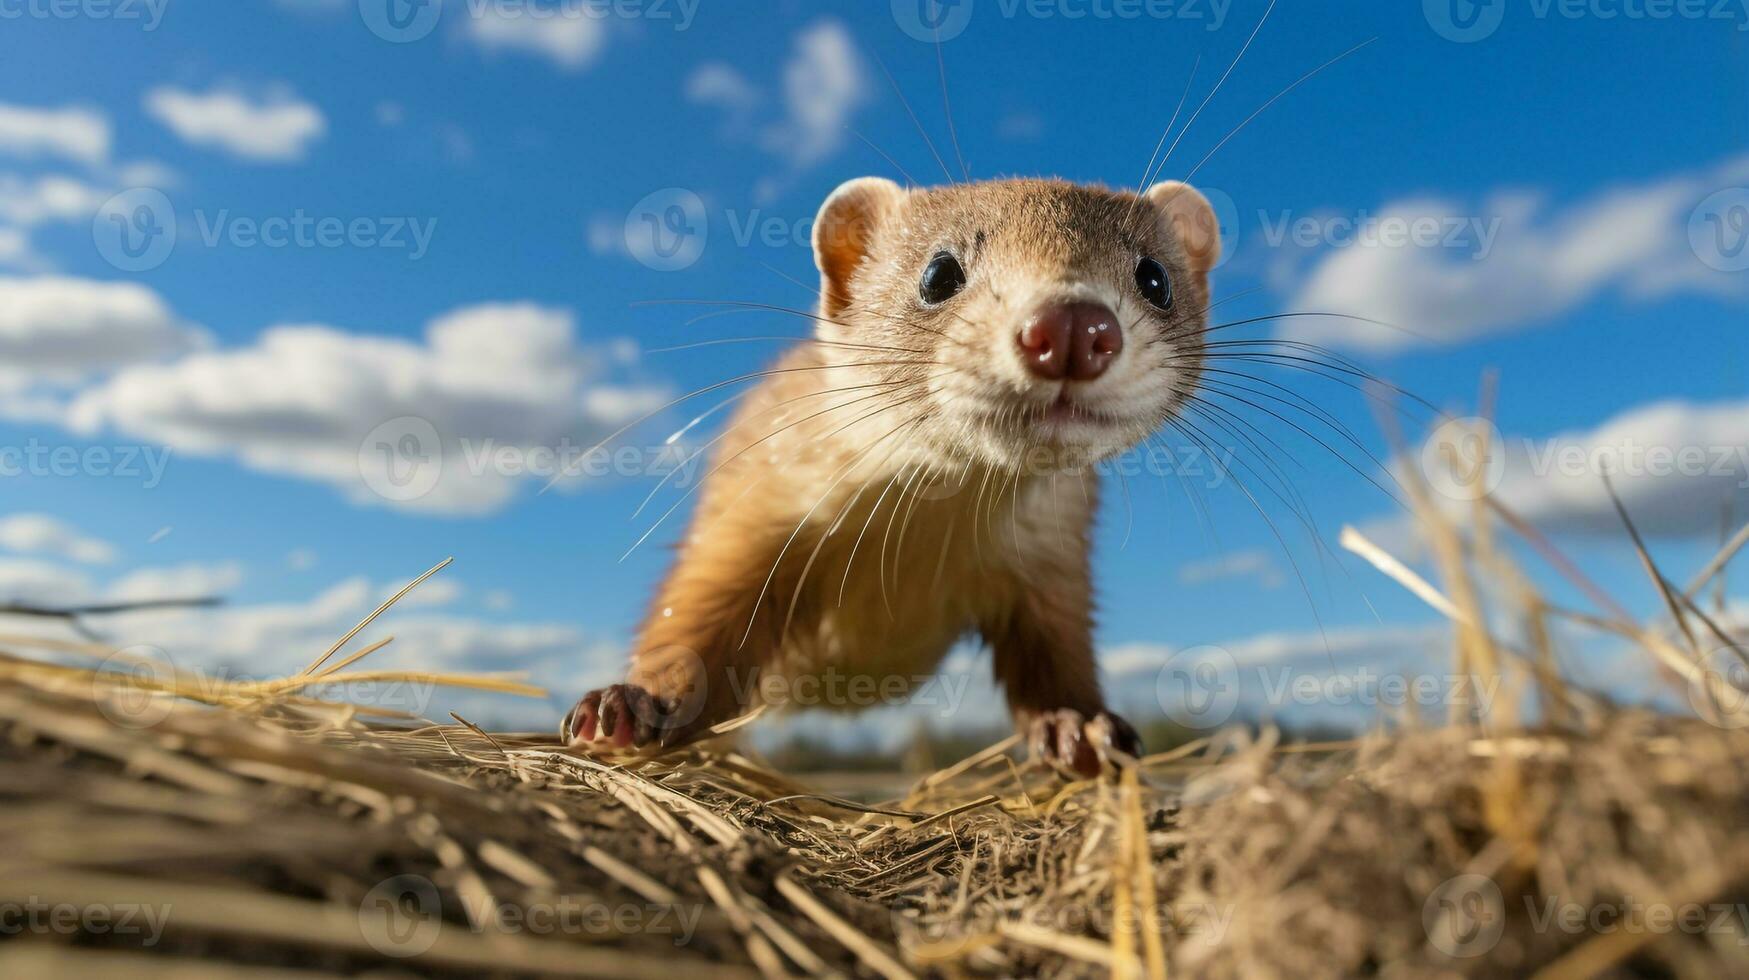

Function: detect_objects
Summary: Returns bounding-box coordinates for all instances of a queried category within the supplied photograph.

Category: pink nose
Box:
[1017,301,1124,382]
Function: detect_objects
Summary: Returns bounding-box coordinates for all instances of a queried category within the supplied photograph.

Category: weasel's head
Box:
[811,177,1220,471]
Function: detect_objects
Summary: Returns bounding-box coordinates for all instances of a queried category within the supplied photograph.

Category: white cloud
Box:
[437,123,475,164]
[0,555,611,727]
[484,588,514,612]
[382,577,462,609]
[0,102,110,165]
[0,169,174,271]
[1281,153,1749,352]
[584,214,624,256]
[1100,623,1457,727]
[1103,623,1448,678]
[686,63,761,119]
[287,548,318,571]
[143,85,326,163]
[107,562,244,602]
[0,514,116,565]
[61,302,668,514]
[463,6,608,71]
[1364,397,1749,549]
[0,228,30,268]
[0,555,237,606]
[1476,399,1748,537]
[761,20,867,169]
[112,159,180,188]
[1177,549,1284,589]
[0,174,110,227]
[0,277,205,392]
[0,557,92,606]
[685,22,868,201]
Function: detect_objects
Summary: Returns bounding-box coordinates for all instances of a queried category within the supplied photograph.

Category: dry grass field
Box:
[2,449,1747,978]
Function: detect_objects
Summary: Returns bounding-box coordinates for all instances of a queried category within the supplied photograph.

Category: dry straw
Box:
[1,436,1747,976]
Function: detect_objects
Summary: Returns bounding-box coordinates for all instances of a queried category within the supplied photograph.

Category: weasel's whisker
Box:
[1175,394,1389,626]
[649,333,929,357]
[1174,406,1329,561]
[838,459,913,609]
[539,356,939,493]
[1166,413,1337,663]
[742,404,933,650]
[1179,399,1373,615]
[1182,309,1443,353]
[891,461,941,596]
[1149,0,1277,186]
[1179,36,1378,187]
[1189,379,1405,507]
[969,459,997,571]
[878,459,934,619]
[658,289,986,358]
[633,377,918,523]
[1003,457,1028,574]
[1178,345,1441,417]
[933,25,970,182]
[1191,366,1406,494]
[628,381,928,561]
[872,52,957,185]
[781,409,932,643]
[1123,53,1203,226]
[1144,431,1217,547]
[1114,464,1135,552]
[847,125,923,188]
[1178,396,1321,534]
[661,387,753,448]
[1195,365,1377,450]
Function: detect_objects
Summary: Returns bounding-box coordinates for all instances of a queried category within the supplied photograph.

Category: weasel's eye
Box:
[1134,256,1173,311]
[919,252,967,305]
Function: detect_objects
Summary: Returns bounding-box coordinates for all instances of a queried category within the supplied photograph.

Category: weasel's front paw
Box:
[561,683,681,749]
[1025,708,1143,778]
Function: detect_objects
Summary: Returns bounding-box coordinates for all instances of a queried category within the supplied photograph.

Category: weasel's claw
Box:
[561,689,603,743]
[1086,711,1143,767]
[1027,708,1143,779]
[563,683,676,749]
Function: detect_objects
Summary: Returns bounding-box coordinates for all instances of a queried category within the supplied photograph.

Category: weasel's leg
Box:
[564,533,793,750]
[983,575,1143,777]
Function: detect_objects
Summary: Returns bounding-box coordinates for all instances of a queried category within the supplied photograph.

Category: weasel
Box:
[563,176,1222,777]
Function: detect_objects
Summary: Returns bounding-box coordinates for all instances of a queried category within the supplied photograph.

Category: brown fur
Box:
[572,177,1219,769]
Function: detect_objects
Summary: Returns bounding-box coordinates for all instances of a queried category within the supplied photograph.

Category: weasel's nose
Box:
[1017,301,1124,382]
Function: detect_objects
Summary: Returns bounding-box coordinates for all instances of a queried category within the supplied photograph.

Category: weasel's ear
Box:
[1144,180,1221,275]
[813,177,904,319]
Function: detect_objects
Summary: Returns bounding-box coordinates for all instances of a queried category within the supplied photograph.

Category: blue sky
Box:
[0,0,1745,736]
